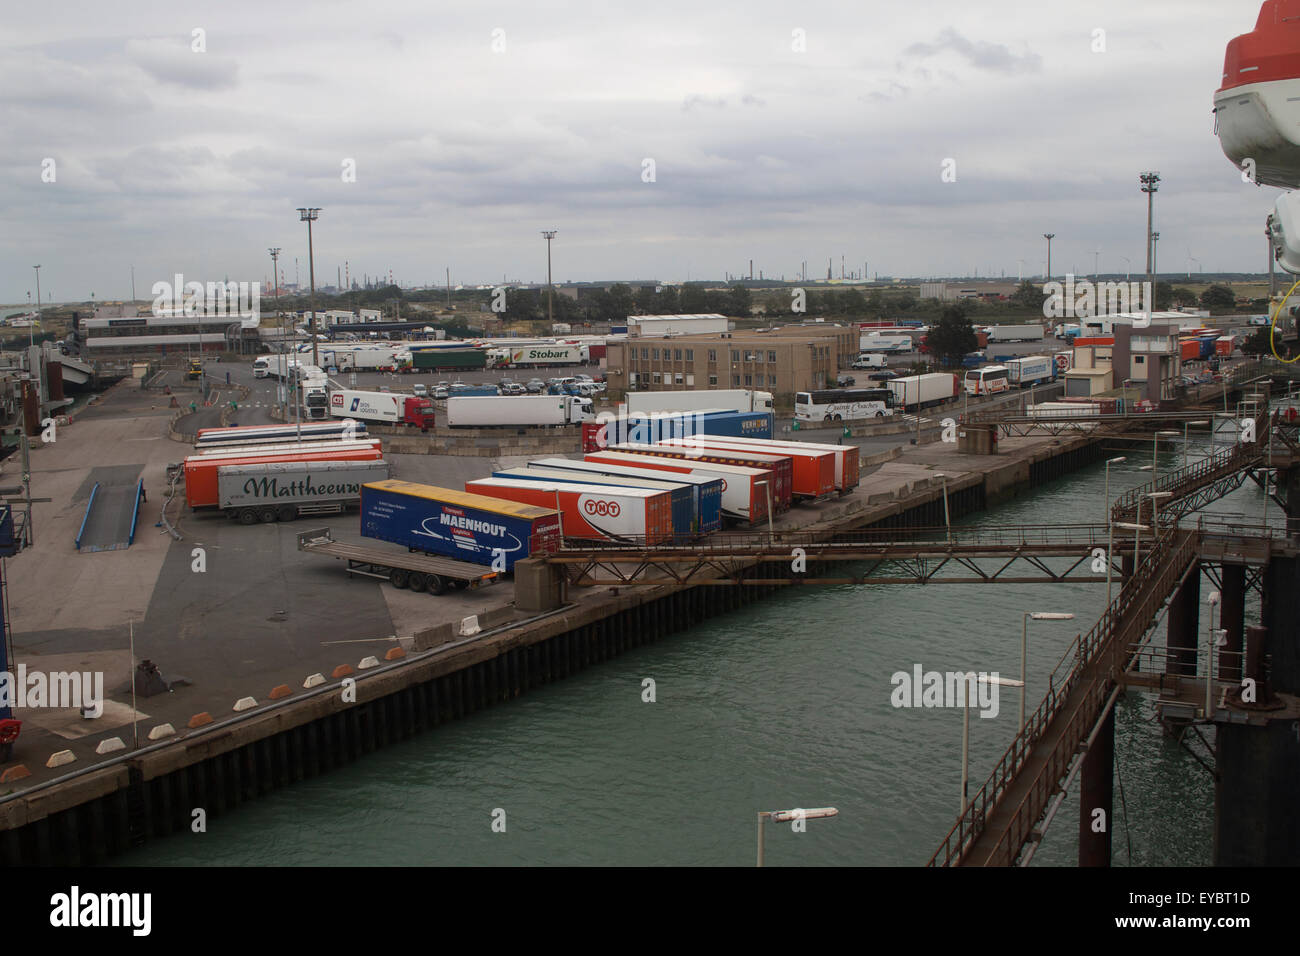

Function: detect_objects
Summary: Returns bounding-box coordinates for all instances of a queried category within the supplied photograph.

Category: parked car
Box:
[867,370,899,382]
[526,378,546,393]
[412,383,428,397]
[501,382,526,395]
[836,374,856,387]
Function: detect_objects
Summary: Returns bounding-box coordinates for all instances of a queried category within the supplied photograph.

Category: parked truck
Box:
[183,443,385,510]
[988,324,1047,343]
[329,389,436,429]
[411,348,488,371]
[1005,355,1056,388]
[582,450,771,524]
[465,477,674,545]
[505,345,583,367]
[217,459,390,524]
[360,480,560,571]
[887,373,959,411]
[656,437,835,500]
[622,389,775,415]
[858,334,913,353]
[446,394,594,428]
[606,441,793,510]
[527,457,723,535]
[662,435,860,493]
[490,467,700,541]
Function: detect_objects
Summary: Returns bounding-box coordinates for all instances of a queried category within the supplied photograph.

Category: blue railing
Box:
[75,482,100,551]
[128,479,144,546]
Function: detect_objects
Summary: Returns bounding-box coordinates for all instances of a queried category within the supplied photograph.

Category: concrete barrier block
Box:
[0,764,31,783]
[188,712,213,729]
[412,623,455,651]
[268,684,292,700]
[95,737,126,755]
[147,723,175,741]
[303,673,326,689]
[358,656,380,670]
[331,664,354,679]
[459,615,482,636]
[233,696,257,712]
[46,750,75,769]
[384,647,406,661]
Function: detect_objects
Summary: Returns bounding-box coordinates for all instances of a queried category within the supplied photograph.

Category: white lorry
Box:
[446,394,594,428]
[851,353,887,369]
[859,333,913,353]
[328,389,437,428]
[988,325,1047,343]
[886,373,958,411]
[1004,355,1056,388]
[622,389,775,415]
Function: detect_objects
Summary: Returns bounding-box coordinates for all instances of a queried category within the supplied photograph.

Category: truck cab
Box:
[185,359,203,380]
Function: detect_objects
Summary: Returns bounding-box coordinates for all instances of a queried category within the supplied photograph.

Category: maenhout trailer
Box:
[656,436,836,500]
[529,456,723,534]
[217,459,391,523]
[605,442,793,511]
[360,480,560,571]
[464,477,674,545]
[660,435,860,494]
[184,445,385,509]
[583,450,771,524]
[492,467,698,541]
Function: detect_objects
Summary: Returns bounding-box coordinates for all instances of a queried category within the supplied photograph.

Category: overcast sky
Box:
[0,0,1280,304]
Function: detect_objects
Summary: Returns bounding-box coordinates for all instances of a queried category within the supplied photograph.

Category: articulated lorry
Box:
[1004,355,1056,388]
[329,389,436,429]
[217,459,391,524]
[622,389,775,415]
[987,324,1047,343]
[886,373,959,411]
[446,394,594,428]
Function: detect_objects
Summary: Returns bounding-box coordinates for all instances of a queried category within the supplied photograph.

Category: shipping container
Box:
[493,466,698,540]
[657,435,859,493]
[656,437,835,500]
[605,442,792,510]
[583,451,770,524]
[528,457,723,534]
[412,349,488,371]
[583,409,773,451]
[360,480,559,570]
[185,445,384,509]
[464,477,673,545]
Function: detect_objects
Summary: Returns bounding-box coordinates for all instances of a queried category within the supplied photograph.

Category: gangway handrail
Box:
[74,482,100,551]
[127,479,143,546]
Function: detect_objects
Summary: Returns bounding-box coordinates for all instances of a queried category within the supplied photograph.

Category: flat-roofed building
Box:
[628,314,730,337]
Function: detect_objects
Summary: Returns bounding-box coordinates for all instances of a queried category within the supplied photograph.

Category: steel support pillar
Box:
[1077,705,1115,867]
[1165,561,1200,677]
[1219,564,1246,682]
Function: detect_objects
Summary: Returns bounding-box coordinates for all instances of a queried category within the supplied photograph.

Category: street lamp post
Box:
[297,208,321,370]
[541,231,557,327]
[1182,420,1209,470]
[1104,456,1127,607]
[1043,234,1055,281]
[1020,612,1076,731]
[32,265,41,349]
[962,673,1023,815]
[1151,430,1180,483]
[1206,591,1221,719]
[934,472,951,544]
[1148,491,1172,532]
[756,807,837,867]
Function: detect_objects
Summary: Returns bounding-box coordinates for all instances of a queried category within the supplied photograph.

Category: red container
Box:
[584,451,771,524]
[665,435,859,492]
[184,447,384,509]
[607,442,793,510]
[657,437,836,499]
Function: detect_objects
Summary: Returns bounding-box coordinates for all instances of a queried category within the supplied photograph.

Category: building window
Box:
[685,350,694,361]
[768,375,776,386]
[744,374,752,386]
[745,351,759,362]
[732,375,740,386]
[731,350,740,362]
[709,375,718,386]
[1135,355,1145,364]
[641,348,649,360]
[686,374,695,386]
[653,348,660,361]
[674,349,682,361]
[653,371,662,384]
[768,351,777,363]
[675,373,684,384]
[708,350,717,362]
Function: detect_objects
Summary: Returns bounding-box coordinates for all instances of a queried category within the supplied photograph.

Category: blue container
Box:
[492,466,697,541]
[360,480,559,569]
[600,410,775,448]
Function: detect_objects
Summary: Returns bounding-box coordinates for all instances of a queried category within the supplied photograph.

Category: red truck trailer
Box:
[583,451,772,524]
[183,446,384,509]
[662,435,859,493]
[464,477,674,545]
[605,442,793,511]
[656,437,835,500]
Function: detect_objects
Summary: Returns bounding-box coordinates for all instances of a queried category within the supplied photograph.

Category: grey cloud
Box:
[905,28,1041,74]
[127,38,239,90]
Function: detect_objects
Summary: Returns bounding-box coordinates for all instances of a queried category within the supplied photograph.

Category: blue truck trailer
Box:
[587,409,774,450]
[529,456,723,535]
[492,466,700,540]
[360,479,560,570]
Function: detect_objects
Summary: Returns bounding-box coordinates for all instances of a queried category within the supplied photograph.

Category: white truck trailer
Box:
[988,325,1047,343]
[886,373,958,411]
[446,394,594,428]
[622,389,775,415]
[859,333,913,353]
[1005,355,1056,388]
[217,459,391,523]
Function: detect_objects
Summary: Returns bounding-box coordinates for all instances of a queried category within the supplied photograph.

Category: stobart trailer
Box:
[607,441,793,510]
[529,456,723,534]
[464,477,674,545]
[360,480,560,570]
[492,466,698,541]
[656,436,835,500]
[583,451,770,525]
